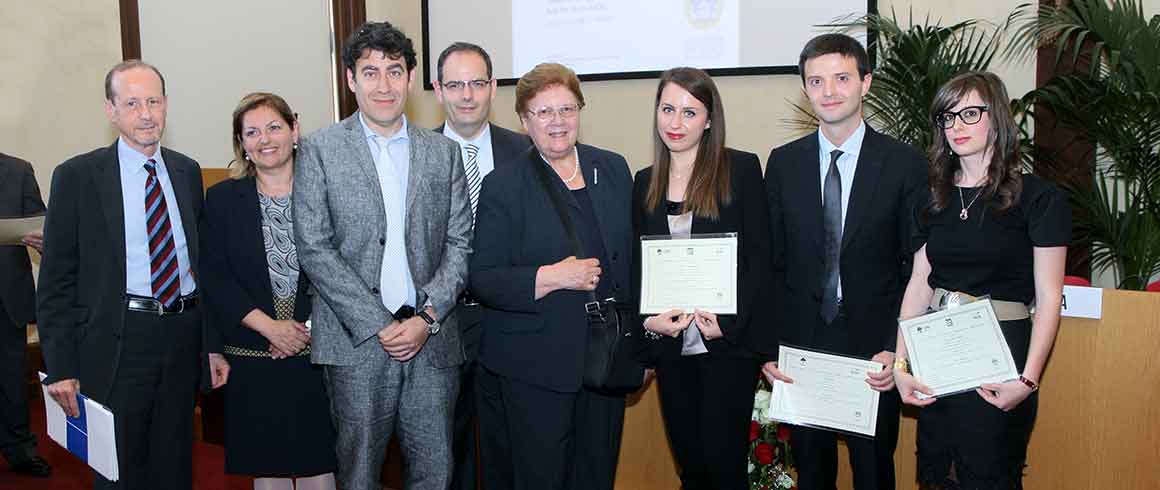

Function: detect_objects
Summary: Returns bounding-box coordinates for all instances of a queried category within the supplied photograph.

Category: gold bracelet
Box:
[893,357,910,374]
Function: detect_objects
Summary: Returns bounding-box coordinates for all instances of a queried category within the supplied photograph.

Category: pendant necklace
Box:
[958,186,983,221]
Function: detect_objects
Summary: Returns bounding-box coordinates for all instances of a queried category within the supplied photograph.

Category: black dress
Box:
[201,179,338,477]
[911,175,1071,489]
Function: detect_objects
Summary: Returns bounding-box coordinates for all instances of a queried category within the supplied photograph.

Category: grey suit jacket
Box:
[294,114,472,368]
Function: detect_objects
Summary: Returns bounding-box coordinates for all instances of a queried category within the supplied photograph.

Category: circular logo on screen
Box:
[685,0,723,29]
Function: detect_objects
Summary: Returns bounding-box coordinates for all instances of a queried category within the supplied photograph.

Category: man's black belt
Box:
[393,305,416,320]
[457,290,480,306]
[126,293,198,316]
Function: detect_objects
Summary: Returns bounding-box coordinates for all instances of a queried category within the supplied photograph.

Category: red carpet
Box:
[0,396,252,490]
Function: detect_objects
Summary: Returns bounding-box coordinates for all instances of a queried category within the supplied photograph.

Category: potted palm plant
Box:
[1010,0,1160,290]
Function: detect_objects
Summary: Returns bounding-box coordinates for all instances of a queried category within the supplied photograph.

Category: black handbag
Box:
[531,157,644,395]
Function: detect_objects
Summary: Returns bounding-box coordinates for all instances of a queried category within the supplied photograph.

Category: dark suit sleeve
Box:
[469,171,542,313]
[887,146,929,351]
[629,168,656,365]
[21,161,46,215]
[198,186,260,354]
[724,152,775,355]
[764,148,789,353]
[37,164,83,384]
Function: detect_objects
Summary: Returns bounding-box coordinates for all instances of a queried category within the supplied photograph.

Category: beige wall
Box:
[138,0,336,168]
[370,0,1041,172]
[0,1,122,199]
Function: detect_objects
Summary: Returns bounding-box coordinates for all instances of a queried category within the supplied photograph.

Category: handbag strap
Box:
[530,155,601,305]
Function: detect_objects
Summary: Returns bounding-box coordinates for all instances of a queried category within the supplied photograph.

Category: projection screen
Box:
[421,0,874,89]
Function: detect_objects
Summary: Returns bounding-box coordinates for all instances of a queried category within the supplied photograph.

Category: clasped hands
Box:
[377,308,435,362]
[643,309,723,340]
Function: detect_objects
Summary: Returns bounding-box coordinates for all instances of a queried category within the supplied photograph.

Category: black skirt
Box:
[915,318,1037,489]
[222,353,337,476]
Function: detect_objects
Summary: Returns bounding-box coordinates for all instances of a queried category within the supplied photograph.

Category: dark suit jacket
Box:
[765,126,926,357]
[470,144,633,392]
[436,122,532,167]
[436,122,531,361]
[37,142,204,401]
[0,153,45,327]
[631,149,775,363]
[199,176,311,353]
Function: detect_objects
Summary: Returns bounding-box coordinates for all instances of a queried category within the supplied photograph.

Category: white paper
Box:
[0,215,43,245]
[898,300,1019,397]
[767,346,882,437]
[1061,285,1102,319]
[39,372,119,481]
[639,235,737,314]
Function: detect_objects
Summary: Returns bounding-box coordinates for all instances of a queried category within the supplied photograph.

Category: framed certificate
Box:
[767,345,883,437]
[639,233,737,314]
[899,298,1019,397]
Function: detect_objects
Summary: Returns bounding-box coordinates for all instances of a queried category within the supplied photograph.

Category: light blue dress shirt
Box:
[117,138,196,297]
[359,113,417,311]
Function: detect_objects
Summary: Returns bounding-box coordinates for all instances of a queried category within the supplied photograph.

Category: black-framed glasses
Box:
[935,105,989,129]
[440,79,491,92]
[527,103,583,122]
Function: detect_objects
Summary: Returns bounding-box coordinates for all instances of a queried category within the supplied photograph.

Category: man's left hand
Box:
[21,230,43,253]
[380,316,430,362]
[208,353,230,389]
[866,350,895,392]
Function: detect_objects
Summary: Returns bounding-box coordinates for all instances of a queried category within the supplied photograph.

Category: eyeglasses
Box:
[935,105,989,129]
[527,103,583,122]
[440,79,491,92]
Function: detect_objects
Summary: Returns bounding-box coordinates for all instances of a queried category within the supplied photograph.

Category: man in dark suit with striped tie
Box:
[37,60,229,490]
[433,42,530,490]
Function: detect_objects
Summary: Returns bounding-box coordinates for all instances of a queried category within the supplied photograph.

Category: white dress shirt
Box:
[443,123,496,181]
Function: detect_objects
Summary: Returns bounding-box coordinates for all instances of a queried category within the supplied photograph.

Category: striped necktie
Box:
[464,143,482,220]
[144,159,182,307]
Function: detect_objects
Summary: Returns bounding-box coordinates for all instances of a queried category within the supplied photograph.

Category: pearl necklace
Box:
[560,159,580,183]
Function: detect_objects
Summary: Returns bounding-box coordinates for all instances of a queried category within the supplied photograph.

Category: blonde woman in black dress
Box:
[201,93,337,490]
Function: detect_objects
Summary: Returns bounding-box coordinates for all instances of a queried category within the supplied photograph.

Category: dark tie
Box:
[464,143,482,221]
[144,160,182,307]
[821,149,843,324]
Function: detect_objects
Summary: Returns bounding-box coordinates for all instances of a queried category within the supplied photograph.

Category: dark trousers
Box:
[451,305,485,490]
[791,309,901,490]
[94,307,201,490]
[475,364,511,490]
[478,367,625,490]
[655,355,761,490]
[0,301,38,466]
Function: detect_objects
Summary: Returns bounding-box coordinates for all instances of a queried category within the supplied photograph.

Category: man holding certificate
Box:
[892,72,1069,489]
[762,34,927,490]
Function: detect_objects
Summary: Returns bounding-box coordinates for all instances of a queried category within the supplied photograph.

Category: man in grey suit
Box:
[293,21,472,490]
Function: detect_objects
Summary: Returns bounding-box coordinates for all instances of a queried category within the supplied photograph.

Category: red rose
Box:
[777,425,791,442]
[750,421,760,441]
[754,442,774,465]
